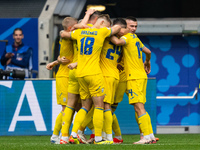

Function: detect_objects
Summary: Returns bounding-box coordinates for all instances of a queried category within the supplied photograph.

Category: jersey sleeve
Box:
[70,29,79,40]
[101,27,112,38]
[120,34,128,45]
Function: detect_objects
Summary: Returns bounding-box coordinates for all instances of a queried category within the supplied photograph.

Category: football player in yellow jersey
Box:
[60,14,121,144]
[99,18,127,142]
[75,12,103,144]
[126,16,158,143]
[110,17,157,144]
[59,9,101,144]
[46,17,78,144]
[59,10,101,144]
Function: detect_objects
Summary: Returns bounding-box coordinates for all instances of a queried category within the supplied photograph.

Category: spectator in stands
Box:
[0,28,32,78]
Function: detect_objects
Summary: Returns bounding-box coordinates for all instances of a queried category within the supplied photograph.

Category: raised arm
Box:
[81,9,96,25]
[70,9,95,31]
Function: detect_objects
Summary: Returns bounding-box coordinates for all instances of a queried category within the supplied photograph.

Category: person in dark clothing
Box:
[1,28,32,78]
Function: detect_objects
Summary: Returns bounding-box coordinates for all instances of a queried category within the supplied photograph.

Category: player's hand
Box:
[60,30,65,37]
[6,58,11,65]
[46,62,55,70]
[5,53,14,58]
[68,62,77,70]
[144,60,151,74]
[85,9,96,15]
[117,64,124,72]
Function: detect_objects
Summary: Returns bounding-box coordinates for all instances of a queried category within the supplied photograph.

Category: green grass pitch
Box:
[0,134,200,150]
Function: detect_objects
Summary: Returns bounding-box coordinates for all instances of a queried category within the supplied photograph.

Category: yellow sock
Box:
[93,107,104,136]
[104,109,113,134]
[135,112,142,134]
[61,105,75,137]
[146,112,154,134]
[71,108,88,133]
[79,106,94,131]
[112,113,121,136]
[53,111,63,135]
[138,112,150,136]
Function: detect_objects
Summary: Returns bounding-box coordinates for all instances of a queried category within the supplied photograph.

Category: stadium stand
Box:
[0,0,47,18]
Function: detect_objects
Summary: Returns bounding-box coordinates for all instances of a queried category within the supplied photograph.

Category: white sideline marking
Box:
[156,88,198,99]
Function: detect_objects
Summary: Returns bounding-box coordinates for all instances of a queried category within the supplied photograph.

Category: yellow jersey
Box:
[56,38,74,77]
[100,38,122,80]
[71,27,112,77]
[121,33,147,80]
[72,40,78,63]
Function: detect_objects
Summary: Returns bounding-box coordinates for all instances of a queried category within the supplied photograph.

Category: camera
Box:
[0,69,25,80]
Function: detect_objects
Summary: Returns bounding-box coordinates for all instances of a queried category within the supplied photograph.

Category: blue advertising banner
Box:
[0,79,156,136]
[139,35,200,126]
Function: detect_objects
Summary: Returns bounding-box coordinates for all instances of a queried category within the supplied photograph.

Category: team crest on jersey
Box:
[63,97,66,102]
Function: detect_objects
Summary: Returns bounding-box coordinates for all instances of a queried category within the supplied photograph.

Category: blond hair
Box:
[62,17,78,30]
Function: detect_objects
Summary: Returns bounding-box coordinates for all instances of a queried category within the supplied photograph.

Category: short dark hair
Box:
[13,28,23,35]
[89,11,102,21]
[126,16,137,22]
[113,18,127,28]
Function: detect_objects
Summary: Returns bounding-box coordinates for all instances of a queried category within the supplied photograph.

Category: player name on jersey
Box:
[81,30,98,35]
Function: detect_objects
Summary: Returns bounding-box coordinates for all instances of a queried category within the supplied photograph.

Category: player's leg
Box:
[112,80,126,143]
[133,103,150,142]
[50,77,68,144]
[69,98,93,144]
[103,77,119,141]
[93,95,109,144]
[104,103,113,141]
[112,113,123,143]
[51,105,65,144]
[60,93,80,144]
[141,81,157,143]
[134,79,157,143]
[127,79,151,144]
[88,74,112,144]
[78,105,94,144]
[146,112,157,143]
[135,112,144,139]
[69,76,92,144]
[135,104,158,143]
